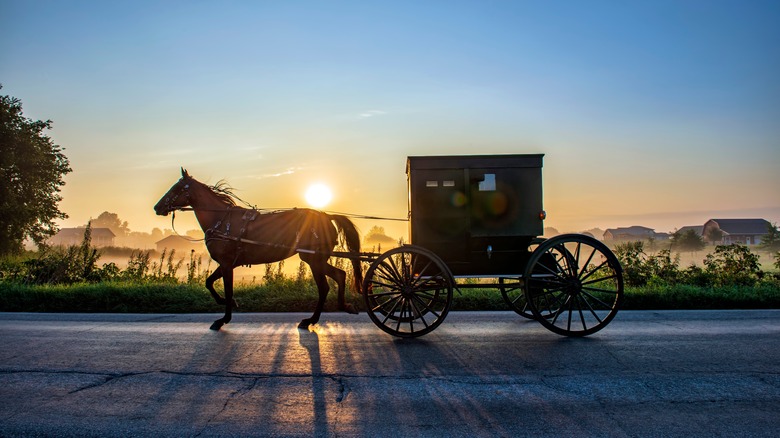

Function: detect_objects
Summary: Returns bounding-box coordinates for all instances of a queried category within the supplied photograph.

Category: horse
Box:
[153,168,363,331]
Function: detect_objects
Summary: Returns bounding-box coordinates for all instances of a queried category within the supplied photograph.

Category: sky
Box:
[2,0,779,242]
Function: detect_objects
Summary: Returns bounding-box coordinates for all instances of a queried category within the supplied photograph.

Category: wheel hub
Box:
[565,278,582,296]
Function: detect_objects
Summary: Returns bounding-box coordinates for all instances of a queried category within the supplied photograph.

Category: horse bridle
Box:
[161,177,192,214]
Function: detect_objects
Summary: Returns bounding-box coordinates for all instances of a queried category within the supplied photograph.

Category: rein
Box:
[171,211,205,242]
[176,206,409,222]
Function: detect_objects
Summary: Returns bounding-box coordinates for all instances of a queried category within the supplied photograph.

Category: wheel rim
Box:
[363,247,452,338]
[524,235,623,337]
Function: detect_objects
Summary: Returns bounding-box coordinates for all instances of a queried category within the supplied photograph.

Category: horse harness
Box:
[205,207,320,266]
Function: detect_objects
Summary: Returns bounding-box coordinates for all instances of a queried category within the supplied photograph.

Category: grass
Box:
[1,280,778,313]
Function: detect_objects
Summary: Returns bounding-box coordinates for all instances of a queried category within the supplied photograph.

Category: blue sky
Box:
[2,0,778,237]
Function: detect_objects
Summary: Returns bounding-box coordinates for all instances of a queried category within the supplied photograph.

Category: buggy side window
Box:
[478,174,496,191]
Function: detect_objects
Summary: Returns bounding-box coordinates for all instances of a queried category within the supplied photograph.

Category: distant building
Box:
[603,226,670,242]
[155,235,205,254]
[49,228,115,247]
[702,219,772,245]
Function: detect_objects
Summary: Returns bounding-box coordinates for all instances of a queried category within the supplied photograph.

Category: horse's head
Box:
[154,168,195,216]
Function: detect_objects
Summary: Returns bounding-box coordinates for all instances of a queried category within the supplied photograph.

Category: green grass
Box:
[1,281,778,313]
[621,284,780,310]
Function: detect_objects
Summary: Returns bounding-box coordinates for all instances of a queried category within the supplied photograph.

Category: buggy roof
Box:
[407,154,544,172]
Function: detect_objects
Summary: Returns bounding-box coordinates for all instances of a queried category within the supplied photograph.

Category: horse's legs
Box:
[210,267,234,331]
[298,264,329,329]
[324,264,358,315]
[205,266,238,308]
[205,267,224,303]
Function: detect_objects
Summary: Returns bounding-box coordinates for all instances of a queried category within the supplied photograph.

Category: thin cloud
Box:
[244,166,304,179]
[359,110,386,118]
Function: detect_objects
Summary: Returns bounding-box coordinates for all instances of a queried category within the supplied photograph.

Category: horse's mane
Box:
[206,180,237,206]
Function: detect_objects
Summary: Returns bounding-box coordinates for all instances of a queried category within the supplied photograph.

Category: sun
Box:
[305,183,333,209]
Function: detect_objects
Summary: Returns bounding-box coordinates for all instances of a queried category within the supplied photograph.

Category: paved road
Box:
[1,310,779,437]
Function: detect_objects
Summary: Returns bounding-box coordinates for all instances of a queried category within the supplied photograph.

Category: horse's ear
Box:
[181,167,189,178]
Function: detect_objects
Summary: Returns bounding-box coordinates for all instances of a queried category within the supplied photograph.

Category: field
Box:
[1,237,779,314]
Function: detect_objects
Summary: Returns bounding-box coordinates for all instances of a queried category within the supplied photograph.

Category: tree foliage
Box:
[87,211,130,237]
[364,225,395,245]
[671,229,706,253]
[704,227,724,244]
[613,241,681,286]
[0,86,71,255]
[758,222,780,252]
[704,244,762,286]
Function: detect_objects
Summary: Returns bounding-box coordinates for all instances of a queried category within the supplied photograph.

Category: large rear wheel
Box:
[524,234,623,337]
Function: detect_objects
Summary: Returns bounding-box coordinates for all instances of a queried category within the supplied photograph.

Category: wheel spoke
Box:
[581,285,619,296]
[580,288,616,309]
[571,242,582,278]
[383,256,405,285]
[395,299,407,332]
[410,259,435,286]
[409,297,431,328]
[375,263,403,288]
[530,277,568,289]
[581,273,619,287]
[372,292,401,313]
[579,260,610,283]
[411,294,442,320]
[575,294,588,331]
[578,293,605,324]
[549,294,572,326]
[368,288,404,299]
[578,247,597,279]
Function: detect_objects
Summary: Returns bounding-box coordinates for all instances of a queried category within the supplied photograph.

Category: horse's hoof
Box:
[344,304,359,315]
[298,320,310,329]
[210,321,224,331]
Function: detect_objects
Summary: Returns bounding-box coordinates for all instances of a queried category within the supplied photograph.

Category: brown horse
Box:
[154,168,362,330]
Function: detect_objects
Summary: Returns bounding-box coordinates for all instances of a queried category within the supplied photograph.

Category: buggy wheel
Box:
[524,234,623,337]
[500,238,554,320]
[499,277,534,319]
[363,246,453,338]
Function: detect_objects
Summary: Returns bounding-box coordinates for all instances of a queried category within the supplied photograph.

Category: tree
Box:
[0,86,71,255]
[671,229,706,253]
[758,221,780,252]
[704,227,724,245]
[87,211,130,237]
[364,226,395,246]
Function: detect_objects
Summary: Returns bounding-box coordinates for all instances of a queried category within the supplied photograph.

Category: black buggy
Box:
[358,154,624,338]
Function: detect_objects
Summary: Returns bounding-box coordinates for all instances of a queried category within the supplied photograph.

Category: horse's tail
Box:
[330,214,364,294]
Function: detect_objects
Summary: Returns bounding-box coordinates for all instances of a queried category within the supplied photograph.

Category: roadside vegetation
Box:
[1,226,779,313]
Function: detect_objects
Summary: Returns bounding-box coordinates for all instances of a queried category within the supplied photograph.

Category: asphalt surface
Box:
[1,310,779,437]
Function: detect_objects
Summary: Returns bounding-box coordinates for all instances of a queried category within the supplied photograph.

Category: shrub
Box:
[614,241,650,286]
[614,242,681,286]
[704,244,762,286]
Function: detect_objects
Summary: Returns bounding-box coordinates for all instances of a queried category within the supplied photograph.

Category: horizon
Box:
[2,1,778,239]
[57,200,780,239]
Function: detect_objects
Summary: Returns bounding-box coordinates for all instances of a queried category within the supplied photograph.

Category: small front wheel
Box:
[363,246,453,338]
